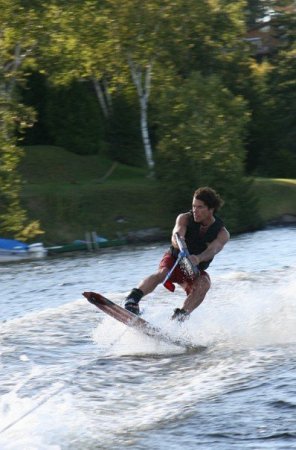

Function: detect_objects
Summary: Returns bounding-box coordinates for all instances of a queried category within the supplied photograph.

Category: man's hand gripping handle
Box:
[174,232,199,277]
[163,232,199,292]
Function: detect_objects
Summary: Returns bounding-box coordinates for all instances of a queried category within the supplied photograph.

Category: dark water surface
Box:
[1,227,296,449]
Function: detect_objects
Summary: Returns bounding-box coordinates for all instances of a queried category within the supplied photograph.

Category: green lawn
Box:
[20,146,172,244]
[252,178,296,221]
[20,146,296,244]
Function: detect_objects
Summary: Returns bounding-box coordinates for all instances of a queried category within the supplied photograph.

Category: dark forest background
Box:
[1,0,295,240]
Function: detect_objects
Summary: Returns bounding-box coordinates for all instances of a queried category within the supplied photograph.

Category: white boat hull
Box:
[0,243,47,263]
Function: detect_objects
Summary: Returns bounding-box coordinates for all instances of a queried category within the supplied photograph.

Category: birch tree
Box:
[43,0,167,172]
[42,0,248,174]
[109,0,247,172]
[107,0,170,172]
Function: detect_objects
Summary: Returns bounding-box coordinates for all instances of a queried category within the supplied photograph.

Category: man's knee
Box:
[146,269,168,285]
[194,274,211,293]
[157,268,169,282]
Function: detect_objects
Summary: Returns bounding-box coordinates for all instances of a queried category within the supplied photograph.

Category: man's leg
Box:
[125,268,169,314]
[172,273,210,321]
[138,268,169,295]
[182,273,211,313]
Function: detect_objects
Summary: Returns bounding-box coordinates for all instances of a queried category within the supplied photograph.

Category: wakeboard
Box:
[83,291,197,349]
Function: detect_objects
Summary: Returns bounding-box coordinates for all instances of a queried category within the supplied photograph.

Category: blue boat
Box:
[0,238,47,263]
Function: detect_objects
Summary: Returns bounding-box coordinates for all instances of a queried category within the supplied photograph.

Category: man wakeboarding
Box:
[124,187,230,321]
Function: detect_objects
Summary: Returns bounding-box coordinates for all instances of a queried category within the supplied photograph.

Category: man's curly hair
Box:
[193,187,224,213]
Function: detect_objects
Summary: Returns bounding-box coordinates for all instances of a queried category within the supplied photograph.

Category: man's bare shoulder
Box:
[172,212,191,239]
[219,226,230,243]
[176,212,191,225]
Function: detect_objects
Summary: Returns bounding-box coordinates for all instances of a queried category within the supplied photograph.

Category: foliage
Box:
[21,73,52,145]
[157,0,249,91]
[44,81,106,155]
[155,72,261,231]
[267,47,296,177]
[156,72,248,184]
[245,7,296,177]
[244,60,275,174]
[106,94,144,166]
[1,0,296,240]
[38,0,250,172]
[0,0,44,239]
[0,97,43,239]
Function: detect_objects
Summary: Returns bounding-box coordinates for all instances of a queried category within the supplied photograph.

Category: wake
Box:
[92,266,296,355]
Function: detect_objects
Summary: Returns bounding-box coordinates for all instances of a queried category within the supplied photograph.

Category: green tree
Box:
[41,0,249,173]
[155,72,260,232]
[42,0,166,171]
[245,6,296,176]
[0,0,43,239]
[267,48,296,177]
[0,102,41,239]
[44,81,106,155]
[245,60,274,174]
[109,0,249,171]
[41,1,148,162]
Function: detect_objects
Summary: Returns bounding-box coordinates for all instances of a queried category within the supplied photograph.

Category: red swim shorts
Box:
[159,252,210,294]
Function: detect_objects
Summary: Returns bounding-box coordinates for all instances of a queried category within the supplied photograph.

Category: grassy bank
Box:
[252,178,296,222]
[20,146,296,244]
[20,146,174,244]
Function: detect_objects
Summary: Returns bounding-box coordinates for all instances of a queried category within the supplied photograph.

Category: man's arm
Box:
[171,213,190,248]
[190,227,230,266]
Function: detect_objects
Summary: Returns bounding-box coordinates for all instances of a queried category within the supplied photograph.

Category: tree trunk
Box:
[128,57,154,173]
[92,77,112,118]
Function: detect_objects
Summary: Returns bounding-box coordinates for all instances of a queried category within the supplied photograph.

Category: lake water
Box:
[0,226,296,449]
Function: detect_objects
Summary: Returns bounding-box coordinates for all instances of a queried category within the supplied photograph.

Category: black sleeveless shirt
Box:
[170,212,224,270]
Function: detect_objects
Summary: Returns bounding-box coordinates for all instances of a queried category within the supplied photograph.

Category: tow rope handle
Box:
[175,233,199,276]
[163,232,199,292]
[163,252,184,292]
